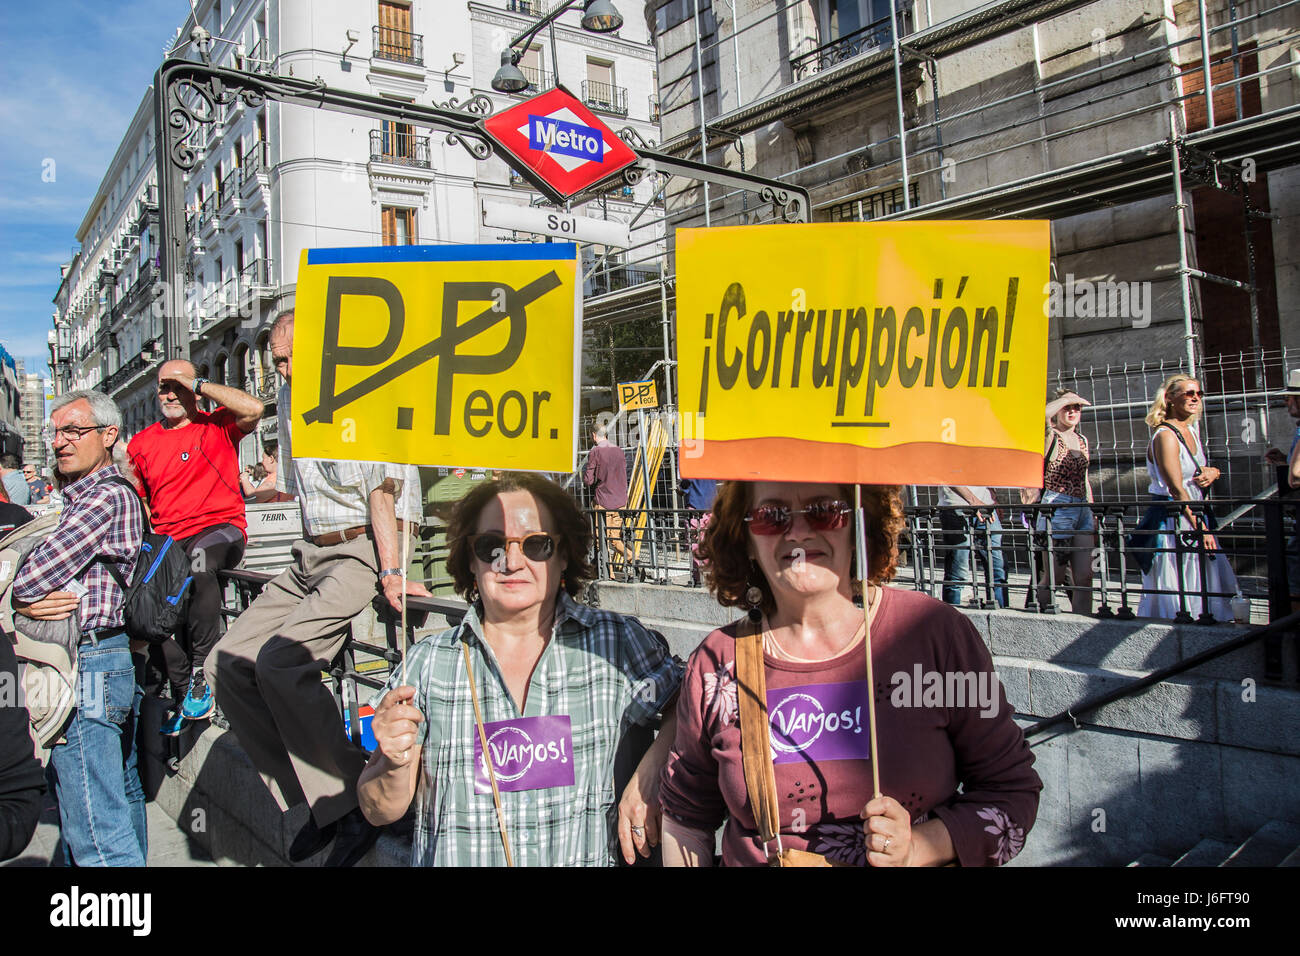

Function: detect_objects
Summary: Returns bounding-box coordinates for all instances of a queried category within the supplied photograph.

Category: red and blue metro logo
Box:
[481,85,640,204]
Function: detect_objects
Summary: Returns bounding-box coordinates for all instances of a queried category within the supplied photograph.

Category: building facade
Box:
[14,361,49,473]
[52,0,664,449]
[646,0,1300,496]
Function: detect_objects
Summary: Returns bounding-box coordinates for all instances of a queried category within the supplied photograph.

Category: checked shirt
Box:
[12,465,142,633]
[373,593,683,866]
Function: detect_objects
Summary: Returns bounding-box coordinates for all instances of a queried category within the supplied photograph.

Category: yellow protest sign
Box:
[291,244,580,472]
[676,221,1050,486]
[618,379,658,410]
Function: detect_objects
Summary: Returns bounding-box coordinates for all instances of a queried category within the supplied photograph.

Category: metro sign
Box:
[481,85,640,204]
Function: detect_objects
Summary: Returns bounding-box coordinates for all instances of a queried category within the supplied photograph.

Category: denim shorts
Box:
[1037,490,1095,539]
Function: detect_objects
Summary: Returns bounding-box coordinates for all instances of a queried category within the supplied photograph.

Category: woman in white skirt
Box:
[1136,374,1238,621]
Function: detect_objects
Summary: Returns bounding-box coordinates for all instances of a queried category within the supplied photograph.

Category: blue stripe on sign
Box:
[306,244,578,265]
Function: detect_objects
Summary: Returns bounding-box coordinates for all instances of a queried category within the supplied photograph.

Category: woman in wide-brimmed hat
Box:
[1027,389,1096,613]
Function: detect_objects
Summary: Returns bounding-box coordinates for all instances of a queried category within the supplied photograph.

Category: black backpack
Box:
[100,476,194,645]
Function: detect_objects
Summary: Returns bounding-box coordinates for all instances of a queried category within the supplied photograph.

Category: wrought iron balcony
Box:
[519,65,553,92]
[789,7,913,82]
[582,79,628,116]
[372,25,424,67]
[240,258,274,294]
[103,353,151,395]
[369,128,431,168]
[199,192,219,229]
[241,142,269,186]
[649,96,660,123]
[219,169,240,207]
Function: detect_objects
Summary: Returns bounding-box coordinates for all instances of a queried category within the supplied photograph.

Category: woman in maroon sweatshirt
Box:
[658,481,1042,866]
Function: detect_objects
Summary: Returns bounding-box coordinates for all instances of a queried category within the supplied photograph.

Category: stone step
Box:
[1171,838,1239,867]
[1221,820,1300,867]
[1126,852,1174,867]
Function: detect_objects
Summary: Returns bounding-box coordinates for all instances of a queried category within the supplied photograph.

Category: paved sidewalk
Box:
[3,794,218,867]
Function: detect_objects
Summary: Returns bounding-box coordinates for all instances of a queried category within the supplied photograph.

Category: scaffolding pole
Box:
[693,0,712,226]
[1197,0,1216,130]
[1169,113,1199,378]
[889,0,911,209]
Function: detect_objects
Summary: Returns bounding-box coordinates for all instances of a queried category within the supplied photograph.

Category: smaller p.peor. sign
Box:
[292,244,580,472]
[618,380,658,411]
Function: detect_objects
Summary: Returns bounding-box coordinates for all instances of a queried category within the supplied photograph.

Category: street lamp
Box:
[491,1,624,93]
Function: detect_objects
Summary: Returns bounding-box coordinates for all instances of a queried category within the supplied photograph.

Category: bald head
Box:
[157,359,200,424]
[159,359,197,382]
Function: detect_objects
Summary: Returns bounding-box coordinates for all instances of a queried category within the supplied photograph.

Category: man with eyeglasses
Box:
[11,390,146,865]
[207,310,429,867]
[127,358,264,735]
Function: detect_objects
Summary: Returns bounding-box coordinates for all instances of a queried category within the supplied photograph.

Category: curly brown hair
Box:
[445,474,595,599]
[697,482,904,615]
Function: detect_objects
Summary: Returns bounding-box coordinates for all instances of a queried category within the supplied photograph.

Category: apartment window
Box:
[824,184,919,221]
[382,206,416,245]
[235,239,245,275]
[519,44,546,88]
[377,0,416,61]
[380,119,416,162]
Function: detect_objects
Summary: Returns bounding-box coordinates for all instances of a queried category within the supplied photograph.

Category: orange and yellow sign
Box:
[676,221,1051,486]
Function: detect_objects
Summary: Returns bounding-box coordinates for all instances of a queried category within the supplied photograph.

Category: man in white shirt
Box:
[937,485,1007,607]
[207,310,430,867]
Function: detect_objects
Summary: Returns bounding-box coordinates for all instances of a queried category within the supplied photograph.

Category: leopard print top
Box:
[1044,432,1090,499]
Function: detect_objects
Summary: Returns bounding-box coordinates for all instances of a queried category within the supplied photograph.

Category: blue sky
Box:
[0,1,190,379]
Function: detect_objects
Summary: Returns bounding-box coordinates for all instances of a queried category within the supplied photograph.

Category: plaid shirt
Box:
[372,593,683,866]
[276,383,421,536]
[12,465,142,634]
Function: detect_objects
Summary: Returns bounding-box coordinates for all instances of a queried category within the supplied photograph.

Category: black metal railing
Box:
[241,142,269,184]
[219,169,239,206]
[103,353,151,394]
[790,7,913,81]
[199,192,218,226]
[240,257,271,289]
[372,25,424,66]
[369,128,431,168]
[520,64,553,91]
[582,78,628,116]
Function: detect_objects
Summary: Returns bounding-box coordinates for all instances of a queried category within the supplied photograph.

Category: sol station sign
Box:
[481,85,640,204]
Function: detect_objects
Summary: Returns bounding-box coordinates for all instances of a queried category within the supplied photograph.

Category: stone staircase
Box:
[1128,820,1300,866]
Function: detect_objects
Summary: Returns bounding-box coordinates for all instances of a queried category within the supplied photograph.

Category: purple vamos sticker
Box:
[473,714,576,794]
[766,681,872,765]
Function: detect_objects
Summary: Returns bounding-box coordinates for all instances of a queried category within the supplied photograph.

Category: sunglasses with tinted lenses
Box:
[744,500,851,535]
[468,532,557,564]
[1177,389,1204,399]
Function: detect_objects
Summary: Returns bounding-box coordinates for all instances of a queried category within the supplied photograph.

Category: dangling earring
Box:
[744,583,764,623]
[468,583,481,604]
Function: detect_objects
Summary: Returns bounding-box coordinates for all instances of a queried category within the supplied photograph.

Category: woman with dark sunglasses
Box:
[658,481,1041,866]
[1135,375,1238,620]
[357,473,683,866]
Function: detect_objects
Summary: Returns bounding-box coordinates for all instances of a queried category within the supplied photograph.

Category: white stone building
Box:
[53,0,664,452]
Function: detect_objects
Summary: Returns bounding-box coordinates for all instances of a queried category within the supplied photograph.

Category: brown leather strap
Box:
[735,616,782,853]
[309,520,419,548]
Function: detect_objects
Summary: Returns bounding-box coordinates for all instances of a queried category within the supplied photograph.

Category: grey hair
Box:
[593,424,608,440]
[50,389,132,477]
[271,309,294,338]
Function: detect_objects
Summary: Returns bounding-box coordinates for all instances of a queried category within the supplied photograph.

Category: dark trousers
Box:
[156,522,245,697]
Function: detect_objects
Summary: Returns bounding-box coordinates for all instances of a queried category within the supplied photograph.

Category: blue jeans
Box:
[1037,490,1095,539]
[47,632,147,866]
[941,510,1007,607]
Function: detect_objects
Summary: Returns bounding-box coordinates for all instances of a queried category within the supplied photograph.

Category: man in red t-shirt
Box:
[128,359,264,733]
